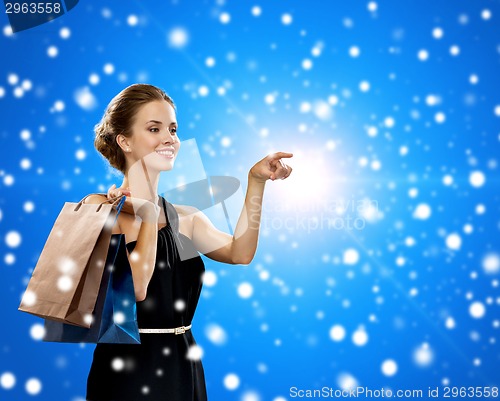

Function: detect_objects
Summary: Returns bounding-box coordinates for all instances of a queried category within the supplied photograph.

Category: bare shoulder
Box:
[83,194,108,204]
[172,203,201,217]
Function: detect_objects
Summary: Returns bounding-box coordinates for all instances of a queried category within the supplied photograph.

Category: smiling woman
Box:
[85,83,293,401]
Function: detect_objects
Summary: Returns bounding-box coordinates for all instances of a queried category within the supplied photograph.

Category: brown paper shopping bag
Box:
[19,193,125,328]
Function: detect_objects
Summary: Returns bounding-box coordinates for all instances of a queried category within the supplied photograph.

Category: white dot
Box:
[367,2,378,12]
[264,93,275,105]
[21,80,32,91]
[54,100,65,112]
[281,13,293,25]
[469,170,486,188]
[481,9,492,20]
[202,270,217,287]
[238,282,253,299]
[450,45,460,56]
[432,27,444,39]
[219,12,231,24]
[349,46,360,57]
[494,105,500,116]
[413,203,431,220]
[445,317,456,329]
[84,314,94,326]
[59,27,71,39]
[418,49,429,61]
[22,290,37,307]
[251,6,262,17]
[198,85,209,97]
[47,46,58,58]
[142,386,150,395]
[482,253,500,274]
[14,87,24,98]
[103,63,114,75]
[469,74,479,84]
[371,160,381,171]
[127,15,138,26]
[57,275,73,292]
[3,25,13,37]
[343,248,359,265]
[74,149,86,161]
[0,86,5,97]
[413,343,434,367]
[113,311,125,324]
[89,73,100,85]
[221,136,231,147]
[4,253,15,265]
[302,59,313,70]
[445,233,462,250]
[443,175,453,186]
[168,27,189,48]
[300,102,311,113]
[359,80,370,92]
[174,299,186,311]
[25,378,42,395]
[329,324,346,341]
[463,223,473,234]
[328,95,339,105]
[29,324,45,341]
[205,323,228,345]
[367,126,378,137]
[7,73,18,85]
[205,57,216,67]
[74,87,97,111]
[20,158,31,170]
[384,116,395,128]
[352,328,368,346]
[223,373,240,390]
[0,372,16,390]
[111,358,125,371]
[469,301,485,318]
[4,174,14,186]
[313,101,332,120]
[381,359,398,376]
[435,112,446,123]
[5,231,21,248]
[311,44,322,56]
[20,129,31,140]
[186,344,204,360]
[425,95,441,106]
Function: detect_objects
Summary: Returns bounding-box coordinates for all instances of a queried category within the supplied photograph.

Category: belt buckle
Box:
[175,326,185,335]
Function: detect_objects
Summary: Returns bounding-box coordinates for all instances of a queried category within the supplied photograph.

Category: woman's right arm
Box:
[84,194,160,302]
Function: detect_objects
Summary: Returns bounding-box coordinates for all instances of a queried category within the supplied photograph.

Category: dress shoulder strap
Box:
[161,196,180,234]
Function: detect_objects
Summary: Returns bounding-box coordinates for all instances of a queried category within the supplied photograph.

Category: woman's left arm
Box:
[190,152,293,264]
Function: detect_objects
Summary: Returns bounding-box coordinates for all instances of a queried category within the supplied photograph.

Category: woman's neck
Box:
[120,170,161,204]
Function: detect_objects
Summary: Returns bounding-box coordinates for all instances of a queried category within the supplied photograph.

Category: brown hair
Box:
[94,83,176,174]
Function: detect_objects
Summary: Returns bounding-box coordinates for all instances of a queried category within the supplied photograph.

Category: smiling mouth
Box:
[156,149,175,159]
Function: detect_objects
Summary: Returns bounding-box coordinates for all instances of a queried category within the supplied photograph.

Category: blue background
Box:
[1,0,500,400]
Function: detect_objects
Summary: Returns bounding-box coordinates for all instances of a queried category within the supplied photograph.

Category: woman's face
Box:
[124,100,180,173]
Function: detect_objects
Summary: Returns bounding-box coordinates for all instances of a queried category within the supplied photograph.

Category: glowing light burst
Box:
[273,149,334,207]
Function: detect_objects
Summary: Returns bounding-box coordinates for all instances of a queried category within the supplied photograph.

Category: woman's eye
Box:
[169,128,177,135]
[149,127,160,133]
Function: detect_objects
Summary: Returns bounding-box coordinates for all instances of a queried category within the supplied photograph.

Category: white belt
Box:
[138,324,192,335]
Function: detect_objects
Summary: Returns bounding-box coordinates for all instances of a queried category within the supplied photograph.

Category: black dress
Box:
[86,196,208,401]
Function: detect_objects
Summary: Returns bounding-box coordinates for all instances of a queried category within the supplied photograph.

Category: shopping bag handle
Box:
[77,192,125,217]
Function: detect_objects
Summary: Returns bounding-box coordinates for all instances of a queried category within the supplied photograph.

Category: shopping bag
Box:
[43,234,140,344]
[19,193,125,328]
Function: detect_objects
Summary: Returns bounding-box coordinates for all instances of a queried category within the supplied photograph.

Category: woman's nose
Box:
[162,130,176,143]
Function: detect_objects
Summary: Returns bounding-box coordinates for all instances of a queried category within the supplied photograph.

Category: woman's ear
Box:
[116,133,130,152]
